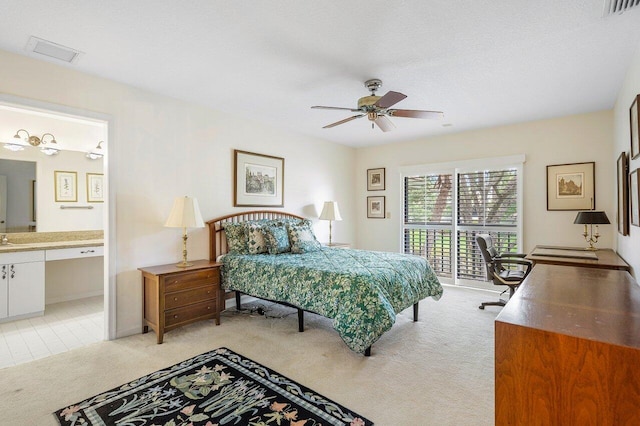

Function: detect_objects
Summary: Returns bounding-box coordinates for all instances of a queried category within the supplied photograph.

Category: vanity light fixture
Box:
[86,141,104,160]
[10,129,60,156]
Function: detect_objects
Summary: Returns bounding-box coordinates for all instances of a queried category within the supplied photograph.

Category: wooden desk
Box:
[526,245,630,271]
[495,264,640,425]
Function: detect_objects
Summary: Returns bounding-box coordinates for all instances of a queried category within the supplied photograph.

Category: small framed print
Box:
[367,167,385,191]
[367,196,385,219]
[631,169,640,227]
[87,173,104,203]
[631,95,640,159]
[54,170,77,202]
[546,162,595,211]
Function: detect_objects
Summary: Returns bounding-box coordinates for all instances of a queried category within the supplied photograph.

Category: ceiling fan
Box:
[311,79,444,132]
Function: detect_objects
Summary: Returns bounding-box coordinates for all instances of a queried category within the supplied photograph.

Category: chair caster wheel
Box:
[479,305,485,310]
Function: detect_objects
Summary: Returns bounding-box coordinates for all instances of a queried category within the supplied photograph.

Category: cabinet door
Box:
[8,261,45,317]
[0,265,7,319]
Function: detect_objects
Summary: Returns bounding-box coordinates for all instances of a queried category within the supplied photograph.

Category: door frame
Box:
[0,93,116,340]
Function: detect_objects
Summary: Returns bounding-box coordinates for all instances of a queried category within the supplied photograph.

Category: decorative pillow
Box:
[263,224,291,254]
[246,222,268,254]
[288,220,322,254]
[222,222,248,254]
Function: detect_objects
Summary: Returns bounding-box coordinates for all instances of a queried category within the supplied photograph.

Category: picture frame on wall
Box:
[367,196,385,219]
[54,170,77,202]
[87,173,104,203]
[631,95,640,160]
[617,153,629,235]
[631,169,640,227]
[546,162,595,211]
[367,167,385,191]
[234,149,284,207]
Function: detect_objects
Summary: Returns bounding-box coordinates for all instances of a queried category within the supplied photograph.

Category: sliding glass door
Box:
[402,157,523,288]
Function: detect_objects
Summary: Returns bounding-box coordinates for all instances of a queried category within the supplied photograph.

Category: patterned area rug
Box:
[54,347,372,425]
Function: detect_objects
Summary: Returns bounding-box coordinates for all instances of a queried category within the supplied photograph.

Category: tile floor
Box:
[0,296,104,369]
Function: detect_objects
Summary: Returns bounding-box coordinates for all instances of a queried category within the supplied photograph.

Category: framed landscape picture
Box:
[617,153,629,235]
[367,167,385,191]
[631,169,640,227]
[546,162,595,211]
[367,196,385,219]
[234,150,284,207]
[631,95,640,159]
[54,170,77,202]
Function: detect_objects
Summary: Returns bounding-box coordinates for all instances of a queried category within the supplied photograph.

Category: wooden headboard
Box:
[206,210,305,261]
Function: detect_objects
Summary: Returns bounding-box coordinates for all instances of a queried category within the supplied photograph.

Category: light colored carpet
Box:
[0,285,500,425]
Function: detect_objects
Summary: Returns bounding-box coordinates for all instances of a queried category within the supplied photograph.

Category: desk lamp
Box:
[574,211,610,251]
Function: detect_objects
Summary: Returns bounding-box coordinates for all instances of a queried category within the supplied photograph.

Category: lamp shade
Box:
[164,196,205,228]
[573,211,610,225]
[319,201,342,221]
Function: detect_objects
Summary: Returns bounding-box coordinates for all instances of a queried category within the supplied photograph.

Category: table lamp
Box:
[165,196,205,267]
[573,211,610,251]
[319,201,342,245]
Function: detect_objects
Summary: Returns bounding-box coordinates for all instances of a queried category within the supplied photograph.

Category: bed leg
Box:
[235,291,242,311]
[298,309,304,332]
[364,346,371,357]
[413,302,419,322]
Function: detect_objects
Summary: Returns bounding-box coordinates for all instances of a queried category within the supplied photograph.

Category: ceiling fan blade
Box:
[375,91,407,109]
[312,106,361,112]
[374,115,396,132]
[390,109,444,119]
[323,114,365,128]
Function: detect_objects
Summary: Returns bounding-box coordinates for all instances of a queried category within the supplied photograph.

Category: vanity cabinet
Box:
[0,250,45,320]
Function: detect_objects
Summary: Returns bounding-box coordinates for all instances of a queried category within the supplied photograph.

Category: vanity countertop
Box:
[0,230,104,254]
[0,239,104,253]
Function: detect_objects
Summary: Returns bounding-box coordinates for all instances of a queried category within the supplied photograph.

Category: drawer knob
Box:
[207,291,211,294]
[174,297,178,301]
[174,315,178,318]
[207,306,211,310]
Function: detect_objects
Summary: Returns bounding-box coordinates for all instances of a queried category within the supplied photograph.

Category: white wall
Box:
[0,49,356,337]
[356,110,615,253]
[614,41,640,277]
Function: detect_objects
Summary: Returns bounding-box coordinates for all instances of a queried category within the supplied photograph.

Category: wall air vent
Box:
[603,0,640,16]
[25,36,83,63]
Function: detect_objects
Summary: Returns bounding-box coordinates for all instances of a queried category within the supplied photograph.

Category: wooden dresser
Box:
[495,264,640,425]
[139,259,221,344]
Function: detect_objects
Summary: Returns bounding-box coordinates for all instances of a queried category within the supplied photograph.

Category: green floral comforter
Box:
[222,247,443,353]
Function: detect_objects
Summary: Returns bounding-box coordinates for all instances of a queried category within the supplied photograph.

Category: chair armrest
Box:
[495,258,533,276]
[497,253,527,258]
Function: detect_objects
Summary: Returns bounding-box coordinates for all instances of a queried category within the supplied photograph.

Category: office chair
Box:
[476,234,533,310]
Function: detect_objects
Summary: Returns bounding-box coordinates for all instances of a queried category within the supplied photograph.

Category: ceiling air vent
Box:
[25,36,83,63]
[603,0,640,16]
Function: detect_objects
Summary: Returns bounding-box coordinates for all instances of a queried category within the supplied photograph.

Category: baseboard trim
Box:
[46,290,104,305]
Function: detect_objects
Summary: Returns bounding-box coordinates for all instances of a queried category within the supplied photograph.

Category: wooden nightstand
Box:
[139,259,222,344]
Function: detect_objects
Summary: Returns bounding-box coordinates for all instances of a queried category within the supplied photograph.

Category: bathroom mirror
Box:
[0,158,37,232]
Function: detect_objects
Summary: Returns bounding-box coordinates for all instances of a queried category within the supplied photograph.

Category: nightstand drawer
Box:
[165,300,217,327]
[164,269,219,292]
[165,285,217,310]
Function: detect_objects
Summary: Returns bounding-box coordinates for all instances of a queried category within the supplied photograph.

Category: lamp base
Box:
[584,247,598,251]
[175,261,193,268]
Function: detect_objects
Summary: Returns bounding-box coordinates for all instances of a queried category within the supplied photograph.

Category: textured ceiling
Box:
[0,1,639,147]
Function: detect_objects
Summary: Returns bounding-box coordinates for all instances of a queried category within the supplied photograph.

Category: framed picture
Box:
[631,95,640,159]
[367,196,385,219]
[546,162,595,211]
[631,169,640,227]
[234,150,284,207]
[54,170,77,202]
[367,167,385,191]
[617,153,629,235]
[87,173,104,203]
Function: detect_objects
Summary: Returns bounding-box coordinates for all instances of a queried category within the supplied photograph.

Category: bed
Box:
[207,210,443,355]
